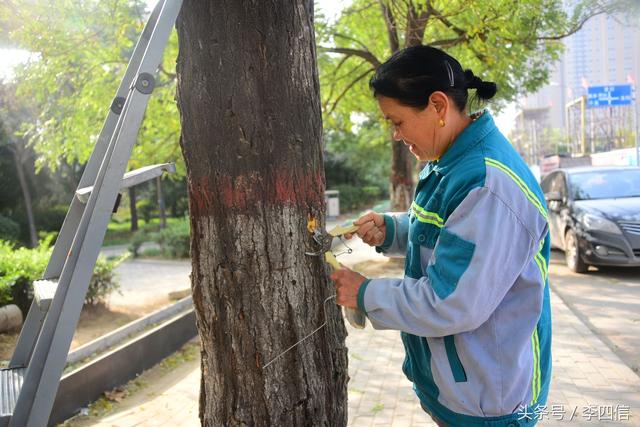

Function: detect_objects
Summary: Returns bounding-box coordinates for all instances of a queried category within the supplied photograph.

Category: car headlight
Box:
[580,213,622,234]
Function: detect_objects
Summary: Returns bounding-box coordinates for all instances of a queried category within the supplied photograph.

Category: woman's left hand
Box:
[331,267,367,309]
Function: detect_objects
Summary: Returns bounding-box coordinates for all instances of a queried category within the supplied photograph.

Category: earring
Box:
[439,119,445,127]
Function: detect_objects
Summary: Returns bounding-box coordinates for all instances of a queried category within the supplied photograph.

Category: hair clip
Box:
[444,61,454,87]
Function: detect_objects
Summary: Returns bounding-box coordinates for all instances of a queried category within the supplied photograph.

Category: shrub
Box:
[86,254,127,306]
[150,218,190,258]
[0,239,50,312]
[333,184,384,212]
[138,199,155,224]
[140,247,162,258]
[128,231,147,258]
[0,238,126,314]
[34,204,68,233]
[0,215,20,243]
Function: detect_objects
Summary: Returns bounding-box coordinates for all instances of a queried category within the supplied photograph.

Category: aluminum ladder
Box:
[0,1,183,425]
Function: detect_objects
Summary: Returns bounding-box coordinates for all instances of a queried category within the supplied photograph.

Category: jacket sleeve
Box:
[375,212,410,257]
[358,186,547,337]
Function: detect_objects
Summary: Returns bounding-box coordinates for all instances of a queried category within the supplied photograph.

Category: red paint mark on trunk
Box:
[189,176,214,214]
[219,175,235,209]
[190,168,325,215]
[274,169,324,206]
[219,173,260,210]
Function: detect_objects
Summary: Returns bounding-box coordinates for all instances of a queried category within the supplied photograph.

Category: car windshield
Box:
[569,169,640,200]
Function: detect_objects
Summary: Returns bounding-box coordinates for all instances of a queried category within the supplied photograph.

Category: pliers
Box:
[306,223,367,329]
[305,223,359,259]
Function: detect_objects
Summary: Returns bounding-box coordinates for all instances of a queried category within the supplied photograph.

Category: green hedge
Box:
[0,215,20,243]
[150,218,190,258]
[0,239,126,314]
[333,185,383,212]
[0,239,50,307]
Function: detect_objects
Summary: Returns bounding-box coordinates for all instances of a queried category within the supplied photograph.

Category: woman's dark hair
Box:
[369,45,497,111]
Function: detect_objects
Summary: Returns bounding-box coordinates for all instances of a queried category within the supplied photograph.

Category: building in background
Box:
[513,11,640,166]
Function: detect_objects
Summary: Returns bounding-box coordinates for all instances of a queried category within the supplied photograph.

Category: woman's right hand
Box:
[345,211,386,247]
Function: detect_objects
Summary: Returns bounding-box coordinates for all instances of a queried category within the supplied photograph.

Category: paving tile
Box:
[71,250,640,427]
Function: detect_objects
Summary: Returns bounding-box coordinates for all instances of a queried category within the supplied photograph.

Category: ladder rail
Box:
[8,0,167,372]
[7,305,44,369]
[44,0,165,281]
[10,1,184,425]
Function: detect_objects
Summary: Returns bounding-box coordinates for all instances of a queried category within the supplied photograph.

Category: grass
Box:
[371,402,385,414]
[350,352,364,361]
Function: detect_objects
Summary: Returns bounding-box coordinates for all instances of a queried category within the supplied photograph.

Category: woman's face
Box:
[377,95,444,161]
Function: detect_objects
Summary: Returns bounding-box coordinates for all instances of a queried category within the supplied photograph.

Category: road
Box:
[549,249,640,377]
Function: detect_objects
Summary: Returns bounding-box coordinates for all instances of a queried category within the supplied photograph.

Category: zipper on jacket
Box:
[444,335,467,383]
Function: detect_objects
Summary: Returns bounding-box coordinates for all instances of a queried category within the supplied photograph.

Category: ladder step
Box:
[76,162,176,203]
[0,367,25,423]
[33,279,58,311]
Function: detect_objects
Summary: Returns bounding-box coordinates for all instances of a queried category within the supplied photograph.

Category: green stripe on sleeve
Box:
[485,158,548,220]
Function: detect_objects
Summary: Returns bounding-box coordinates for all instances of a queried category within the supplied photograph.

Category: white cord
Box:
[262,295,336,369]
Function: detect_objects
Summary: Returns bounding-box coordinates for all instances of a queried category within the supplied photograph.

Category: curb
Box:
[49,305,197,425]
[66,296,193,365]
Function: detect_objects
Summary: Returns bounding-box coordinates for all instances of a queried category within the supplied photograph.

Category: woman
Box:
[332,46,551,427]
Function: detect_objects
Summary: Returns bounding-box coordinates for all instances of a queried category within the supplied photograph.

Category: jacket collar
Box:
[419,110,496,179]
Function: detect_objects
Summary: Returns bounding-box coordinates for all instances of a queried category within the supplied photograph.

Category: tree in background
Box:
[0,83,39,247]
[177,1,347,423]
[0,0,180,171]
[0,0,182,232]
[7,1,635,216]
[317,0,639,210]
[324,117,391,210]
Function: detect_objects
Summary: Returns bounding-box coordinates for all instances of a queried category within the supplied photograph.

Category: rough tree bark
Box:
[176,1,348,425]
[390,141,414,211]
[380,1,417,211]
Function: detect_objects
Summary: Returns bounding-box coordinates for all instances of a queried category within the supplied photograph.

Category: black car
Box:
[541,166,640,273]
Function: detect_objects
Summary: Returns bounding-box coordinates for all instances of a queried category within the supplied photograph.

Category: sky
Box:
[0,0,516,133]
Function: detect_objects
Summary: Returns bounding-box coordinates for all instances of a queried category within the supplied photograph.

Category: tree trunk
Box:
[176,1,348,425]
[12,147,38,248]
[156,176,166,229]
[387,32,428,211]
[379,15,422,212]
[129,186,138,232]
[390,138,414,211]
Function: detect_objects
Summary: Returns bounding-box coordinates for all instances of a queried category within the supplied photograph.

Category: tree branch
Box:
[333,32,371,52]
[426,2,465,37]
[379,0,399,52]
[319,47,382,69]
[158,64,177,80]
[327,68,376,115]
[405,7,430,46]
[537,9,608,41]
[341,0,378,17]
[428,35,467,49]
[323,59,371,112]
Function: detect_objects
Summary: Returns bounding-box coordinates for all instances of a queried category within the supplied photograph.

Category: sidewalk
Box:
[76,230,640,426]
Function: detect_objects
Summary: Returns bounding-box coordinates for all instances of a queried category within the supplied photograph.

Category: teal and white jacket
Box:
[357,112,552,427]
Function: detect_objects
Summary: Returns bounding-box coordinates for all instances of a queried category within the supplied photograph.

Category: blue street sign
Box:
[587,84,635,108]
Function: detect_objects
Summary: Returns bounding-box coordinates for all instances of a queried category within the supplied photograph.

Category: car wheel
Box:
[565,228,588,273]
